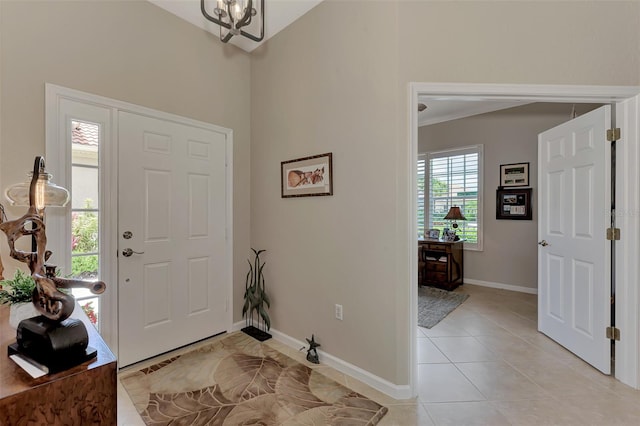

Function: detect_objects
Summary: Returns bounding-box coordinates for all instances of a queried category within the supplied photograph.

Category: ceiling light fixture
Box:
[201,0,264,43]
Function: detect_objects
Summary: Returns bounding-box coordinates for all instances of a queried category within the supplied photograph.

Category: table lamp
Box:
[444,206,466,240]
[0,156,106,374]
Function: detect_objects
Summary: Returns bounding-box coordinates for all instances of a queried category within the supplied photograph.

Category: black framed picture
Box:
[500,162,529,187]
[496,188,532,220]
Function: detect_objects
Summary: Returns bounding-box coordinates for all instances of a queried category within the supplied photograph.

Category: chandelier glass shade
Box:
[201,0,264,43]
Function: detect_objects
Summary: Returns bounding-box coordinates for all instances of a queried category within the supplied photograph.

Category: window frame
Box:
[417,153,427,239]
[45,86,116,350]
[425,144,483,251]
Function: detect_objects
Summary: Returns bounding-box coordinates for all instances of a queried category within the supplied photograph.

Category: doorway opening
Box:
[408,83,640,397]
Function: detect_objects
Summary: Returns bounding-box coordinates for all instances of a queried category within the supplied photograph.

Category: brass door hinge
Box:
[606,326,620,341]
[607,128,621,142]
[606,228,620,240]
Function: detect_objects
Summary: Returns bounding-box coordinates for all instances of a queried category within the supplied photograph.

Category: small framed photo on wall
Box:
[500,162,529,187]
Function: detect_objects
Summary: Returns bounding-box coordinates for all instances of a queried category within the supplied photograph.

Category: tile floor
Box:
[117,284,640,425]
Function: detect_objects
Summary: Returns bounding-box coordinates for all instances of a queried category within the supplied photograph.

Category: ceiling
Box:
[148,0,324,52]
[418,98,531,127]
[148,1,528,124]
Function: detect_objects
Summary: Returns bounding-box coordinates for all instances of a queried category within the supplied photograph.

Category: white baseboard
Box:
[465,278,538,295]
[232,321,412,399]
[231,321,245,332]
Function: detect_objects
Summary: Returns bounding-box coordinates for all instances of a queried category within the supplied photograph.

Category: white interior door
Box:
[118,111,229,367]
[538,105,611,374]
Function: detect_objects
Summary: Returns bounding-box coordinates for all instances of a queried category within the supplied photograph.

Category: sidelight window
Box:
[70,121,101,329]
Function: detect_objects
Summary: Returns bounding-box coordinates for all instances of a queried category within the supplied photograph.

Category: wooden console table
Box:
[419,239,464,290]
[0,304,117,424]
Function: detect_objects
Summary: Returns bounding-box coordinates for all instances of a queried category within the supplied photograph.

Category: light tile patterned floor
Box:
[117,284,640,425]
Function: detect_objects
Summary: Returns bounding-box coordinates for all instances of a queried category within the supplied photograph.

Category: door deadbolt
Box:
[122,248,145,257]
[123,231,133,239]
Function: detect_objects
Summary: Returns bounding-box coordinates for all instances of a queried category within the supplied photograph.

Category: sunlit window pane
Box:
[71,119,101,333]
[79,297,100,326]
[71,254,98,280]
[72,166,99,210]
[72,212,99,254]
[422,145,483,250]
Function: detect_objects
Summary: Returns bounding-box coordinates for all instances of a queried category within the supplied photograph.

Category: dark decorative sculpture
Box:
[0,156,106,373]
[241,248,272,341]
[305,334,320,364]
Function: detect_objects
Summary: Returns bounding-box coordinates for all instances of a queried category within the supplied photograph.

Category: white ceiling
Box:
[148,1,528,124]
[418,98,531,127]
[148,0,324,52]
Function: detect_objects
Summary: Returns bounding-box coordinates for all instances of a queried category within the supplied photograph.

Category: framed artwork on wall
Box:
[281,153,333,198]
[496,188,532,220]
[500,162,529,187]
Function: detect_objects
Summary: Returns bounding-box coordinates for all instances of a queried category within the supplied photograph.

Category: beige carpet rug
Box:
[418,286,469,329]
[120,332,388,425]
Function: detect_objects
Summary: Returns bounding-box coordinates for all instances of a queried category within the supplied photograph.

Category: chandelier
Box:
[201,0,264,43]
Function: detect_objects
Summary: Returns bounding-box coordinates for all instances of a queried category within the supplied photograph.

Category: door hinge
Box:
[606,326,620,341]
[606,228,620,240]
[606,128,621,142]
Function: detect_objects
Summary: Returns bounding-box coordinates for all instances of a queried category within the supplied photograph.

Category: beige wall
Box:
[251,0,640,385]
[2,0,638,389]
[419,103,601,290]
[0,0,252,316]
[251,1,400,381]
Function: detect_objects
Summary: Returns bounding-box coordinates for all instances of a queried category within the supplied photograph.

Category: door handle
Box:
[122,248,145,257]
[538,240,549,247]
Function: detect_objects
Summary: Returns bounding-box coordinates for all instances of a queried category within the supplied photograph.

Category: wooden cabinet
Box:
[0,305,117,424]
[419,239,464,290]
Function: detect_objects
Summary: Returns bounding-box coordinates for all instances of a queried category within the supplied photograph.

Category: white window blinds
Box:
[417,154,427,238]
[426,145,483,250]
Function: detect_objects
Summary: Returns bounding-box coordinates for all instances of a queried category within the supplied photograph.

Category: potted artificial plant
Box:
[0,269,39,329]
[242,248,272,341]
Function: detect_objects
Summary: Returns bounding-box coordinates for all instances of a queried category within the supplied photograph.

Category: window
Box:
[417,154,427,238]
[419,145,483,251]
[70,120,101,329]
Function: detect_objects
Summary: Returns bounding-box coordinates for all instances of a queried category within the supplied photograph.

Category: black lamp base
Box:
[9,315,97,374]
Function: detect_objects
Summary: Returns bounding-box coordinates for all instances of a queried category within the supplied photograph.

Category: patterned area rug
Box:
[120,332,388,425]
[418,286,469,329]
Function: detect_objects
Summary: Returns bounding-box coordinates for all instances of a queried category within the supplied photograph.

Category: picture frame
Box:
[500,162,529,187]
[427,229,440,240]
[443,229,457,242]
[496,188,532,220]
[281,152,333,198]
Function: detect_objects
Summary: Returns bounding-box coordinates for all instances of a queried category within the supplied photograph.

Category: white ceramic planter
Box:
[9,302,40,329]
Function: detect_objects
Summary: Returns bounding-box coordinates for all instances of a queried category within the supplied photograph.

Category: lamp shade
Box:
[5,172,69,209]
[444,206,466,221]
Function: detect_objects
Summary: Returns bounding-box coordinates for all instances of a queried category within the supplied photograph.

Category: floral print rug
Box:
[120,332,388,425]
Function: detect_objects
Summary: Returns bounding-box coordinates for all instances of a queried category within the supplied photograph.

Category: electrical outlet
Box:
[335,304,343,320]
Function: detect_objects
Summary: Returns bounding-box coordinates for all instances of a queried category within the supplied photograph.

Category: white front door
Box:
[538,105,611,374]
[118,111,229,367]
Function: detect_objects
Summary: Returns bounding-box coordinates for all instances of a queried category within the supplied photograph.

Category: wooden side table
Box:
[0,305,117,424]
[419,239,464,290]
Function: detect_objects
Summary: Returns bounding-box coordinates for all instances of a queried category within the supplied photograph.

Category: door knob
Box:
[538,240,549,247]
[122,248,145,257]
